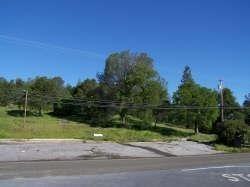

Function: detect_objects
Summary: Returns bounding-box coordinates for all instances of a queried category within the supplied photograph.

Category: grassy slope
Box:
[0,107,216,142]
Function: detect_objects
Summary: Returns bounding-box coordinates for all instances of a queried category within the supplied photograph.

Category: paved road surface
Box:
[0,153,250,186]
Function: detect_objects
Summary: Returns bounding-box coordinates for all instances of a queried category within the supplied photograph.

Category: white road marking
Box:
[182,165,250,172]
[222,174,240,182]
[231,174,250,182]
[222,174,250,182]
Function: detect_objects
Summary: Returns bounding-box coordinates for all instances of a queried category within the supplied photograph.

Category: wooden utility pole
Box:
[24,90,28,124]
[219,80,224,122]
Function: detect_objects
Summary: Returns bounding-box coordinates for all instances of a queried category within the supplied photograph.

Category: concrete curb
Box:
[0,139,86,143]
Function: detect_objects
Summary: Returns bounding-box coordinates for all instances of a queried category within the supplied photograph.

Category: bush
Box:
[216,120,248,147]
[245,109,250,125]
[246,130,250,144]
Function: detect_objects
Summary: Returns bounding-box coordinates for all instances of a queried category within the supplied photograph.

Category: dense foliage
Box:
[0,51,249,147]
[0,76,71,115]
[55,51,168,127]
[219,88,244,121]
[216,120,248,147]
[243,94,250,125]
[172,66,219,133]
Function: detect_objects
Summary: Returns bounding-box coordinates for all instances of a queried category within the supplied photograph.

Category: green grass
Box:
[157,123,218,143]
[188,134,218,143]
[0,107,195,142]
[214,144,250,153]
[0,107,218,143]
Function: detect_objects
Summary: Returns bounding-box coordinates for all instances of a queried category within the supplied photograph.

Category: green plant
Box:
[216,120,248,147]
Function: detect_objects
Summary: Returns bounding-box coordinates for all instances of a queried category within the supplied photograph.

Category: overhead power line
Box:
[2,88,250,110]
[0,34,104,59]
[53,100,250,110]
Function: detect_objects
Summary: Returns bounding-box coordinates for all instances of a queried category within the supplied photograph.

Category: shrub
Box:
[245,109,250,125]
[216,120,248,147]
[246,130,250,144]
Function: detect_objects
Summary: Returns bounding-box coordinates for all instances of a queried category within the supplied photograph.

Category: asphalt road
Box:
[0,153,250,187]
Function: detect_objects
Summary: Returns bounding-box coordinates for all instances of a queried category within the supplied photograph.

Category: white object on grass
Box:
[94,133,103,137]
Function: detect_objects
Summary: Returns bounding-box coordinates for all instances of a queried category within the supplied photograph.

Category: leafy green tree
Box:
[243,93,250,125]
[197,87,220,132]
[29,76,70,115]
[173,67,219,133]
[181,65,194,84]
[65,84,74,96]
[219,88,244,121]
[216,120,248,147]
[54,79,113,126]
[0,77,9,106]
[127,56,168,123]
[98,51,168,126]
[73,79,98,99]
[73,79,112,124]
[98,51,135,125]
[12,78,28,109]
[152,100,170,127]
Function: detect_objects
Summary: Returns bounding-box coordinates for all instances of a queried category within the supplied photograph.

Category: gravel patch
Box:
[129,141,221,156]
[0,139,221,162]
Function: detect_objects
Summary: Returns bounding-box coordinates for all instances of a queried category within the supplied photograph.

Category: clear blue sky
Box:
[0,0,249,104]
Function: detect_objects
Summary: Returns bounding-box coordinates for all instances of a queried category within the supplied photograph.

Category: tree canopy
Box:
[0,51,246,134]
[172,67,219,133]
[181,65,194,84]
[243,93,250,125]
[219,88,244,121]
[98,51,168,125]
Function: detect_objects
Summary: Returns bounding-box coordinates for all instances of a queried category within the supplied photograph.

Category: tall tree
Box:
[98,51,135,125]
[181,65,194,84]
[219,88,244,121]
[0,77,9,106]
[243,94,250,106]
[173,66,219,133]
[98,51,168,125]
[127,54,168,123]
[73,79,98,99]
[153,99,170,127]
[243,93,250,125]
[29,76,70,115]
[12,78,28,109]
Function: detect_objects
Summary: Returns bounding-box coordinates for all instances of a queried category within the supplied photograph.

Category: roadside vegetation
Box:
[0,51,249,150]
[214,144,250,153]
[0,106,215,142]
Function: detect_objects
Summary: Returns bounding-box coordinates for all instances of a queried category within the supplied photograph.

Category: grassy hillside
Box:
[0,107,216,142]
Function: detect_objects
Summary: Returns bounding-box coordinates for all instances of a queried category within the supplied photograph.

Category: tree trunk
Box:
[120,116,123,124]
[185,109,189,128]
[124,115,127,126]
[194,120,199,134]
[154,119,157,128]
[39,106,42,116]
[120,114,126,126]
